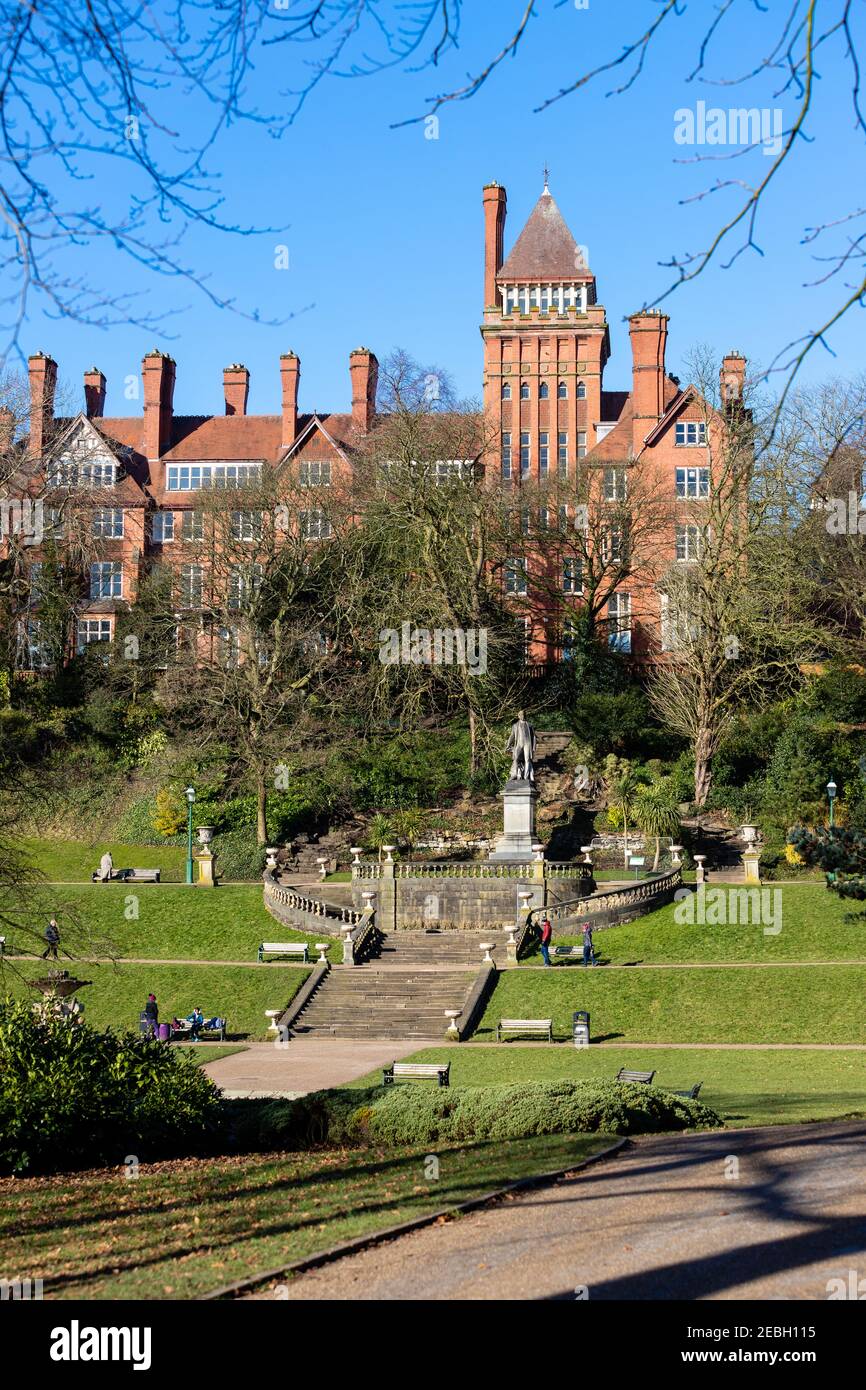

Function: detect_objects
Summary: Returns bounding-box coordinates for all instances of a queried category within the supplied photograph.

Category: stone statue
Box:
[506,710,537,784]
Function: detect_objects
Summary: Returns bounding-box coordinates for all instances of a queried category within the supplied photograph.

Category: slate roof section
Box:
[498,191,592,282]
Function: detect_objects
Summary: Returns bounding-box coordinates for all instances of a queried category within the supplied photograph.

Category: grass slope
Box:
[537,885,866,964]
[3,883,332,962]
[0,1133,607,1300]
[478,963,866,1044]
[353,1048,866,1129]
[3,963,310,1041]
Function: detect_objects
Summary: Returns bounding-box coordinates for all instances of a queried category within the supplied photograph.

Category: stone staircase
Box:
[378,929,510,966]
[292,966,476,1040]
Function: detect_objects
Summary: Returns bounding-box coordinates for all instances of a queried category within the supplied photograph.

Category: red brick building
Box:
[9,179,744,668]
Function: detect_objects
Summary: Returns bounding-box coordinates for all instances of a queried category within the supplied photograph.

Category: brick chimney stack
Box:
[142,349,176,462]
[720,351,747,406]
[84,367,106,419]
[628,311,669,449]
[349,348,378,433]
[28,352,58,460]
[280,352,300,450]
[0,406,13,457]
[483,182,507,310]
[223,363,249,417]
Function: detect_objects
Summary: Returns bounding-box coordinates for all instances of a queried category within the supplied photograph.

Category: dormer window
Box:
[48,459,116,488]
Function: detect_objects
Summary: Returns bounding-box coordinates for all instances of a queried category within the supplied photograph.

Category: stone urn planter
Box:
[196,825,215,846]
[739,824,759,844]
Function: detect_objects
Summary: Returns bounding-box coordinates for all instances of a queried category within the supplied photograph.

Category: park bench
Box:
[257,941,309,963]
[615,1068,656,1085]
[383,1061,450,1087]
[172,1016,228,1042]
[671,1082,703,1100]
[496,1018,553,1043]
[92,867,160,883]
[550,945,598,963]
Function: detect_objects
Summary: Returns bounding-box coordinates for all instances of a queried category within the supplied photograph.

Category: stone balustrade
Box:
[263,873,362,936]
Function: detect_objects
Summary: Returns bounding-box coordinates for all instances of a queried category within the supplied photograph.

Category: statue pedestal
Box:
[743,846,761,884]
[196,850,216,887]
[488,779,537,862]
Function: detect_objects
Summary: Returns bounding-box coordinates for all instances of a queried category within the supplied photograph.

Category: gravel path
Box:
[271,1120,866,1301]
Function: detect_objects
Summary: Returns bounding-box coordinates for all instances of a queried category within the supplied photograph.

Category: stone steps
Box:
[293,965,475,1039]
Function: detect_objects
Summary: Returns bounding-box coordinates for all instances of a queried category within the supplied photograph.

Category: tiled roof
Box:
[600,391,629,422]
[498,191,592,281]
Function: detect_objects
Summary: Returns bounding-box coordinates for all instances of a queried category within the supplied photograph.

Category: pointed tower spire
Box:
[542,163,550,195]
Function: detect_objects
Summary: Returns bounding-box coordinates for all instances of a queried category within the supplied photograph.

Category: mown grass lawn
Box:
[477,962,866,1044]
[3,962,311,1041]
[21,839,194,883]
[0,1133,608,1300]
[351,1047,866,1129]
[2,883,331,962]
[535,884,866,964]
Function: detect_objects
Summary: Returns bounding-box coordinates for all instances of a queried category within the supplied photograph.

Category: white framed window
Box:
[539,431,550,477]
[504,558,528,596]
[49,459,116,489]
[179,563,204,608]
[603,528,623,564]
[300,509,332,540]
[562,557,582,594]
[520,508,532,536]
[231,510,263,542]
[576,381,586,400]
[675,421,707,446]
[228,563,263,610]
[299,460,332,487]
[577,430,587,460]
[21,618,52,669]
[165,462,262,492]
[181,510,203,542]
[91,508,124,539]
[558,381,568,400]
[89,561,122,599]
[519,431,530,478]
[152,511,174,543]
[557,432,568,477]
[218,625,240,669]
[607,592,631,653]
[675,524,704,561]
[604,467,627,501]
[539,381,549,400]
[519,381,530,401]
[676,467,710,499]
[501,431,512,481]
[501,382,512,400]
[77,618,112,652]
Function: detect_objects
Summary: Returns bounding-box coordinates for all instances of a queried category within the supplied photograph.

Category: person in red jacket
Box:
[539,915,552,967]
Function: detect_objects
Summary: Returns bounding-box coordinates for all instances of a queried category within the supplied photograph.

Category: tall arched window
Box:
[539,381,549,400]
[520,381,530,400]
[501,382,512,400]
[576,381,586,399]
[558,381,568,400]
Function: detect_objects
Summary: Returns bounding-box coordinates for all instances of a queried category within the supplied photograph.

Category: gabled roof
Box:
[642,384,702,448]
[498,190,592,282]
[280,414,358,464]
[39,414,149,506]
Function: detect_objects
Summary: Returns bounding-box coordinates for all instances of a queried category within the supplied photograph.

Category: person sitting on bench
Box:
[186,1006,204,1041]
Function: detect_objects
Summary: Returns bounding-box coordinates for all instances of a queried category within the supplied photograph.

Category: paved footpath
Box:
[203,1038,439,1097]
[272,1120,866,1301]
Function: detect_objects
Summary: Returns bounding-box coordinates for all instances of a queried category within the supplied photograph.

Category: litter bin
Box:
[573,1010,591,1048]
[138,1011,151,1037]
[157,1022,172,1042]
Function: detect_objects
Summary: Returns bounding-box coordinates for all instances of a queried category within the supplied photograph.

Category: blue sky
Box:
[29,1,866,417]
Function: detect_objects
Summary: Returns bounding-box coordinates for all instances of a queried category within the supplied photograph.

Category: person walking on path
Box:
[42,918,60,960]
[144,993,159,1039]
[539,915,553,967]
[582,921,596,967]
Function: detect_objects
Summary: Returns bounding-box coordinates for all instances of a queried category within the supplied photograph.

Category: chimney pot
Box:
[223,363,249,417]
[84,367,107,418]
[28,352,58,460]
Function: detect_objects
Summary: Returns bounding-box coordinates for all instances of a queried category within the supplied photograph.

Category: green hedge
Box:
[229,1078,720,1153]
[0,1000,221,1174]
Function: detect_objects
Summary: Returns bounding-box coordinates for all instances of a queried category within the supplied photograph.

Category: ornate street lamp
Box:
[185,786,196,885]
[827,779,837,828]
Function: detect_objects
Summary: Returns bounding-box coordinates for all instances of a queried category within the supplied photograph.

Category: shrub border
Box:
[200,1133,627,1300]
